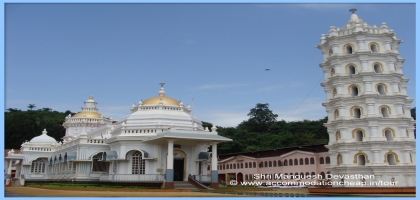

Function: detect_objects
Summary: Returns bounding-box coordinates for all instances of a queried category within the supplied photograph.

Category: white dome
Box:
[30,129,57,143]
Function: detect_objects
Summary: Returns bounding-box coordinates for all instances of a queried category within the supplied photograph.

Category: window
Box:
[377,84,386,95]
[386,154,396,165]
[294,159,298,165]
[305,158,309,165]
[380,106,390,117]
[289,159,293,166]
[345,44,353,54]
[299,158,303,165]
[264,161,268,168]
[353,107,361,118]
[278,160,282,166]
[233,163,236,169]
[310,157,315,165]
[245,162,248,168]
[348,65,356,74]
[350,85,359,96]
[335,131,341,141]
[245,174,248,180]
[357,155,366,166]
[334,110,339,119]
[320,172,326,179]
[284,160,288,166]
[269,161,272,167]
[253,162,256,168]
[374,63,382,73]
[332,88,337,97]
[92,152,109,172]
[384,129,394,141]
[31,158,46,173]
[330,68,335,77]
[273,160,277,167]
[370,43,379,52]
[320,157,324,164]
[326,157,330,164]
[241,163,243,169]
[329,49,333,56]
[355,130,364,141]
[131,151,145,174]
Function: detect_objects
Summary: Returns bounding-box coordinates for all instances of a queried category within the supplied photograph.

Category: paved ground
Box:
[5,187,415,197]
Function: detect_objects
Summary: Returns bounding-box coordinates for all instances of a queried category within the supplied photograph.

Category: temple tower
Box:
[317,9,415,187]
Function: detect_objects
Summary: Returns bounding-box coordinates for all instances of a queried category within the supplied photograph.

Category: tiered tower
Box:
[62,95,113,139]
[317,10,415,187]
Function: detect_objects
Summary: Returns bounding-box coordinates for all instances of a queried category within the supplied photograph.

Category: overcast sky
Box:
[4,3,416,127]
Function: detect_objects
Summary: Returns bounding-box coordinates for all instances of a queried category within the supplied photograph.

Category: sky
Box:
[4,3,416,127]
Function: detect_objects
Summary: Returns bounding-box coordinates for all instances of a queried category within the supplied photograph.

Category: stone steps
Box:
[174,181,198,190]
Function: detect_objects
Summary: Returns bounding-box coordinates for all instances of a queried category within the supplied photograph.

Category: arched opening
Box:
[237,173,243,184]
[355,130,363,141]
[348,65,356,74]
[253,162,256,168]
[330,68,335,77]
[374,64,382,73]
[381,107,390,117]
[240,163,243,168]
[320,157,324,164]
[336,131,341,141]
[294,159,298,165]
[278,160,282,166]
[310,157,315,164]
[92,152,109,173]
[233,164,236,169]
[370,43,378,52]
[264,161,267,168]
[305,158,309,165]
[245,174,248,181]
[269,161,272,167]
[354,107,361,118]
[245,162,248,168]
[273,160,277,167]
[351,85,359,96]
[332,88,337,97]
[345,45,353,54]
[299,158,303,165]
[329,49,333,56]
[387,154,396,165]
[337,154,342,165]
[377,84,386,95]
[284,160,288,166]
[334,110,339,119]
[384,129,394,141]
[358,155,366,166]
[289,159,293,166]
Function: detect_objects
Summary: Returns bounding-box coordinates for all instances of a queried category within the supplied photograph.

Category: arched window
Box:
[377,84,386,95]
[131,151,145,174]
[326,156,330,164]
[289,159,293,166]
[31,158,47,173]
[335,131,341,141]
[350,85,359,96]
[92,152,109,172]
[353,107,361,118]
[230,164,232,169]
[384,129,394,141]
[344,44,353,54]
[370,42,379,53]
[357,154,366,166]
[264,161,268,167]
[334,109,339,119]
[320,172,326,179]
[284,160,288,166]
[223,165,225,170]
[305,158,309,165]
[330,68,335,77]
[355,130,364,141]
[233,163,236,169]
[237,163,240,169]
[348,65,356,74]
[245,174,248,180]
[329,49,333,56]
[249,162,252,168]
[310,157,315,164]
[311,172,315,178]
[374,63,382,73]
[332,88,337,97]
[269,161,272,167]
[320,157,324,164]
[253,162,256,168]
[245,162,248,168]
[278,160,282,166]
[273,160,277,167]
[294,159,298,165]
[380,106,390,117]
[259,162,263,168]
[305,172,310,179]
[299,158,303,165]
[240,163,243,169]
[387,154,396,165]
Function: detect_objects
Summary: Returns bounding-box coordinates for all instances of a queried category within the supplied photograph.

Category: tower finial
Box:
[158,83,166,96]
[89,95,93,100]
[349,8,357,13]
[159,83,165,87]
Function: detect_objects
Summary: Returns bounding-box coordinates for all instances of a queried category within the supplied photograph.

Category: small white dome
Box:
[30,129,57,143]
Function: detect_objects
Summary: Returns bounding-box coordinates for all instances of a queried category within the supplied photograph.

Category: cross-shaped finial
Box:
[349,8,357,13]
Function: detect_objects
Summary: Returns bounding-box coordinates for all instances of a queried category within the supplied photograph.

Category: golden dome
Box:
[142,96,180,106]
[72,112,102,118]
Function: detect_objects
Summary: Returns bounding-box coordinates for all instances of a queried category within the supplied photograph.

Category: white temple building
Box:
[317,10,416,187]
[5,83,232,189]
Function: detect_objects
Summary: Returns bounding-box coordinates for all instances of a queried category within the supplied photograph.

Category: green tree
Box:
[27,104,36,110]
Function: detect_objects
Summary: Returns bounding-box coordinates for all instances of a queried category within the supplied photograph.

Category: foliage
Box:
[4,107,75,149]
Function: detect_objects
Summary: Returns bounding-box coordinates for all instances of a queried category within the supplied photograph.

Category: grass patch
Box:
[26,183,160,190]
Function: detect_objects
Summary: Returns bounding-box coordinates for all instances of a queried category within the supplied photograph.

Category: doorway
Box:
[173,158,184,181]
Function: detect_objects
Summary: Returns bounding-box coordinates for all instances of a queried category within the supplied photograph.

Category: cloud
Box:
[191,83,250,91]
